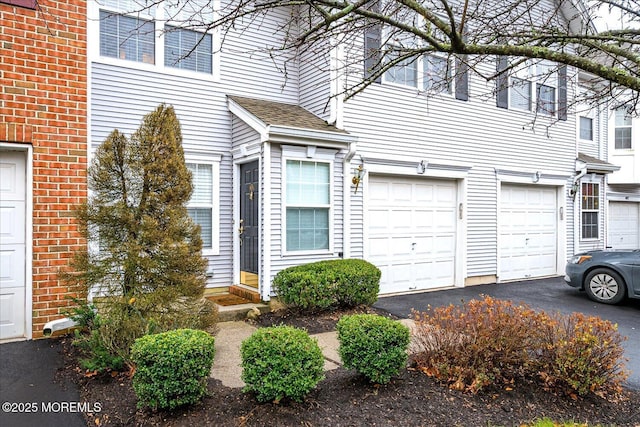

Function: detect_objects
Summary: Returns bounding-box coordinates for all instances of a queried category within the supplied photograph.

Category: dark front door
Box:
[240,161,259,288]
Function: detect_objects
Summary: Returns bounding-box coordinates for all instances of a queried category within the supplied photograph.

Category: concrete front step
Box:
[217,302,270,322]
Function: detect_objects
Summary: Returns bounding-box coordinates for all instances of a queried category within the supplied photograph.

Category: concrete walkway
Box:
[211,319,416,388]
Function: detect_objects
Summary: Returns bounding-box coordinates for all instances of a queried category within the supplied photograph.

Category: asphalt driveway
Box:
[374,276,640,390]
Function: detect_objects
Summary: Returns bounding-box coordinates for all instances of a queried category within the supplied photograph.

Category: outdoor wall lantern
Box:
[532,171,541,183]
[417,160,427,174]
[352,165,365,193]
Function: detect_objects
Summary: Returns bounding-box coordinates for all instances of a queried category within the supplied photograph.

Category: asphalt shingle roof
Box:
[228,96,348,134]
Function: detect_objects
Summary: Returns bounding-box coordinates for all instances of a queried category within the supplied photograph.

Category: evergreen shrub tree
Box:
[64,104,217,367]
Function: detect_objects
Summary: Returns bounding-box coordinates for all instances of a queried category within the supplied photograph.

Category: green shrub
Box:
[272,259,380,311]
[68,299,124,373]
[241,326,324,403]
[412,296,627,397]
[337,314,410,384]
[131,329,215,410]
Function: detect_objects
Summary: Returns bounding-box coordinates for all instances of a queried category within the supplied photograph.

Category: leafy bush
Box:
[272,259,380,311]
[131,329,215,410]
[411,296,627,397]
[68,299,124,373]
[337,314,410,384]
[536,313,627,397]
[241,326,324,403]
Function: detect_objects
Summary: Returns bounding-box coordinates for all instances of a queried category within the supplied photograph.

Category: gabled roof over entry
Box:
[227,96,355,148]
[577,152,621,174]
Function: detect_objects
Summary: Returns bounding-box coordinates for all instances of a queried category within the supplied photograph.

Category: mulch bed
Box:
[59,307,640,426]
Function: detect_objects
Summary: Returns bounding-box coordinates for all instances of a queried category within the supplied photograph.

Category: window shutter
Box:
[364,1,382,83]
[496,56,509,108]
[558,64,567,121]
[455,55,469,101]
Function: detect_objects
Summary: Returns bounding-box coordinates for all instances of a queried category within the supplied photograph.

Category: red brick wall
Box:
[0,0,87,338]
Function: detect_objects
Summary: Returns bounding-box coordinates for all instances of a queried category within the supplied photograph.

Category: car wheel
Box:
[584,268,627,304]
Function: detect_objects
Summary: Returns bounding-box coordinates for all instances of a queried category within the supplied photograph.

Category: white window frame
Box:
[614,109,633,150]
[281,146,335,256]
[423,54,452,94]
[383,47,418,88]
[509,60,558,116]
[580,181,600,240]
[89,0,221,81]
[382,49,453,94]
[578,115,594,142]
[185,153,221,255]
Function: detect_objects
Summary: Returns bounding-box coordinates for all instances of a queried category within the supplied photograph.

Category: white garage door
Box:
[368,175,457,294]
[609,202,640,249]
[499,184,558,281]
[0,151,27,340]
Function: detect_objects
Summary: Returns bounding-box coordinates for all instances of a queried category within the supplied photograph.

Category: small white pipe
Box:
[43,317,78,336]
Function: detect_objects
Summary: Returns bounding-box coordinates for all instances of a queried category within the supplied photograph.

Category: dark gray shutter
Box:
[496,56,509,109]
[558,64,567,121]
[364,25,382,83]
[455,55,469,101]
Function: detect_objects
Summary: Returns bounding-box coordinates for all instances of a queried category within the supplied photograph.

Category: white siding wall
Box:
[298,44,331,121]
[342,59,576,279]
[266,144,345,289]
[90,7,302,289]
[231,117,260,150]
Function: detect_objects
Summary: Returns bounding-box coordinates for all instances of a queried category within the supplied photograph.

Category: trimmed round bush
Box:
[337,314,410,384]
[272,259,381,311]
[131,329,215,410]
[241,326,325,403]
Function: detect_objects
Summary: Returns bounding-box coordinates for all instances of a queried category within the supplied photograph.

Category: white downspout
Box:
[43,317,78,336]
[342,141,357,259]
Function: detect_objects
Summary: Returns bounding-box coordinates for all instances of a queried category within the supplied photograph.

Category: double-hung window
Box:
[185,155,221,254]
[285,160,331,252]
[579,116,594,141]
[163,1,214,73]
[164,25,212,73]
[383,50,451,93]
[508,61,557,115]
[423,55,451,93]
[614,109,632,149]
[581,182,599,239]
[384,51,418,87]
[99,9,155,64]
[535,63,556,115]
[96,0,216,75]
[510,77,532,111]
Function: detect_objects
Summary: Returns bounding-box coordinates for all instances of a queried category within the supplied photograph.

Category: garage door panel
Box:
[368,237,391,258]
[0,151,26,340]
[392,183,413,202]
[369,209,390,231]
[0,203,25,246]
[0,288,24,338]
[369,175,458,294]
[500,185,558,281]
[609,202,639,250]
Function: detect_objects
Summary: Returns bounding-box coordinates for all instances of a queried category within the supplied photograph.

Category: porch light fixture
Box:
[352,165,365,193]
[417,160,427,174]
